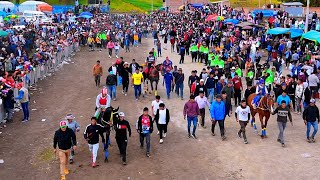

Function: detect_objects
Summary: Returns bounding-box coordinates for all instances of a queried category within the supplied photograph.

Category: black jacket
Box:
[120,67,130,83]
[195,84,207,97]
[114,119,131,139]
[106,74,117,86]
[53,128,77,150]
[137,115,153,134]
[154,109,170,125]
[303,105,320,122]
[83,123,106,144]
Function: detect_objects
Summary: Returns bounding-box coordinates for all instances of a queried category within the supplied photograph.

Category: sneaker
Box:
[212,133,215,136]
[163,133,167,138]
[64,168,69,175]
[122,161,127,165]
[92,162,97,168]
[238,132,242,138]
[61,175,66,180]
[311,136,316,143]
[69,159,74,164]
[159,139,164,144]
[191,134,197,139]
[188,134,191,138]
[244,139,248,144]
[277,139,281,143]
[146,153,150,158]
[22,119,28,123]
[222,136,226,141]
[282,143,285,147]
[307,137,312,143]
[125,93,127,96]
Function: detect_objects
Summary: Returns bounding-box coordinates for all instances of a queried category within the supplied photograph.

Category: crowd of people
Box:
[7,3,319,180]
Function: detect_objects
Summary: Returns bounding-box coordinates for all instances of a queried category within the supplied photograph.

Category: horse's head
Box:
[264,93,275,112]
[155,64,163,71]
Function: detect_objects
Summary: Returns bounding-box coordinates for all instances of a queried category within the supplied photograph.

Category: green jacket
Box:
[202,47,209,54]
[247,71,254,79]
[235,68,242,77]
[199,45,204,53]
[101,33,107,40]
[190,45,198,52]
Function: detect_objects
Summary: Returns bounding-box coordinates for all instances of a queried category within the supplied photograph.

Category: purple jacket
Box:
[183,101,200,117]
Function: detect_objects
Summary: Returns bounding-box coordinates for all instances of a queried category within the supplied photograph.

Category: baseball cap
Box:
[119,112,125,117]
[310,99,316,103]
[216,94,222,99]
[60,120,67,128]
[66,114,75,120]
[200,79,204,82]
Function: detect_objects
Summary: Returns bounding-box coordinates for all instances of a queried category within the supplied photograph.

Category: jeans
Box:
[165,82,171,98]
[5,108,14,120]
[187,116,198,135]
[21,102,29,120]
[207,88,214,103]
[134,85,141,99]
[107,85,116,99]
[88,143,99,163]
[277,122,287,144]
[140,133,151,153]
[116,137,128,162]
[157,48,161,57]
[296,97,302,113]
[175,83,184,98]
[306,121,318,138]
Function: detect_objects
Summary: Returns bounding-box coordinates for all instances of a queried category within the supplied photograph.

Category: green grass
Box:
[110,0,163,13]
[210,0,280,7]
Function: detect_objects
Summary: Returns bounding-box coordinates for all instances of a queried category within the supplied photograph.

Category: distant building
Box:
[281,2,304,17]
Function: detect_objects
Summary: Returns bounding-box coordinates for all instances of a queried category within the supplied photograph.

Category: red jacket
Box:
[232,77,242,90]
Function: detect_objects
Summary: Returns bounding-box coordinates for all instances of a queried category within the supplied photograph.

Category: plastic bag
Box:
[118,76,122,86]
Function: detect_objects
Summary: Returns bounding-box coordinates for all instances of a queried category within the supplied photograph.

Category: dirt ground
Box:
[0,37,320,180]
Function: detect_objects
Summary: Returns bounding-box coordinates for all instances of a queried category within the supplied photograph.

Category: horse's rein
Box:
[258,97,272,111]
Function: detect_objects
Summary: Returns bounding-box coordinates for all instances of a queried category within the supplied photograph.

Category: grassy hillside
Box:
[210,0,280,7]
[111,0,163,13]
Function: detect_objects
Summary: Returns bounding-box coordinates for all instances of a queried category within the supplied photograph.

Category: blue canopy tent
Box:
[224,19,239,24]
[252,9,277,17]
[77,15,92,19]
[290,28,304,38]
[79,11,93,17]
[190,4,203,9]
[267,27,304,38]
[267,27,290,35]
[301,30,320,45]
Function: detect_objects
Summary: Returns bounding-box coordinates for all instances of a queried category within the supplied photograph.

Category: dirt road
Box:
[0,37,319,180]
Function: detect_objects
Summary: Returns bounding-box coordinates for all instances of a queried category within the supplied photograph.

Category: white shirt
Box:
[152,100,163,115]
[195,96,210,109]
[235,106,251,121]
[158,109,167,124]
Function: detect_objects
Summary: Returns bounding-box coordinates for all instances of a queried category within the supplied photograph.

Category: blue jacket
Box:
[210,100,226,121]
[216,82,225,94]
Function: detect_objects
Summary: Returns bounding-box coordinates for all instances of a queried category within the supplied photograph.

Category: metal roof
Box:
[281,2,304,6]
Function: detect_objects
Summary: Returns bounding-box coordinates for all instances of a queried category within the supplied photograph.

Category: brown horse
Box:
[247,93,275,138]
[144,64,163,96]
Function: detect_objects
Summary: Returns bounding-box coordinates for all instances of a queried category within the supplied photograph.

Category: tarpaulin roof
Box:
[252,9,277,17]
[301,30,320,44]
[190,4,203,8]
[37,4,52,12]
[267,27,304,38]
[224,18,239,24]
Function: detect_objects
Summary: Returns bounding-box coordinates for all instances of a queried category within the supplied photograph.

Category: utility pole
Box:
[305,0,310,32]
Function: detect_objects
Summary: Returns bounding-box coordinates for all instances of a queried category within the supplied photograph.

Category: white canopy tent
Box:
[0,1,17,12]
[18,1,47,12]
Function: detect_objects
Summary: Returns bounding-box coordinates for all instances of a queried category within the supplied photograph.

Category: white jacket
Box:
[95,93,111,109]
[295,84,304,98]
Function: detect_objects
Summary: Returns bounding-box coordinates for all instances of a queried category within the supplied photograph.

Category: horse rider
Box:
[252,79,268,109]
[96,87,111,112]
